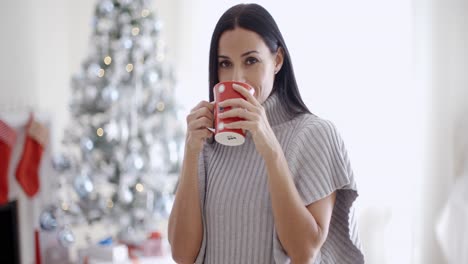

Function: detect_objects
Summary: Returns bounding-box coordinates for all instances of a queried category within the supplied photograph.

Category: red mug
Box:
[213,81,255,146]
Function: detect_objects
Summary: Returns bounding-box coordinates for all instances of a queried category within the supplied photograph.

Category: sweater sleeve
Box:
[287,117,355,204]
[273,116,364,264]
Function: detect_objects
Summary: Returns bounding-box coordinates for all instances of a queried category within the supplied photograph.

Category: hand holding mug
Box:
[216,82,281,159]
[185,100,215,153]
[213,81,255,146]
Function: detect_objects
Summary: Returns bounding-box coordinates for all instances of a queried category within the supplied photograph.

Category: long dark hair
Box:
[208,3,311,116]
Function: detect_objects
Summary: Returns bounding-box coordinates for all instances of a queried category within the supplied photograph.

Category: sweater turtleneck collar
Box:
[261,92,295,127]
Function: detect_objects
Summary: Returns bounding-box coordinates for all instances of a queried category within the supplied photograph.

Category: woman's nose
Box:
[231,67,245,82]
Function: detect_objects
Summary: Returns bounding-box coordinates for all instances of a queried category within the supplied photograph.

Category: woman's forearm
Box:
[168,148,203,263]
[263,146,324,263]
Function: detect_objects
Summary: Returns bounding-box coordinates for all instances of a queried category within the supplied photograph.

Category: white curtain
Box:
[415,0,468,263]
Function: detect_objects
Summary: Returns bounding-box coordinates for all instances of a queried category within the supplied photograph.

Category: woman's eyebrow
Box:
[218,50,259,59]
[240,50,259,57]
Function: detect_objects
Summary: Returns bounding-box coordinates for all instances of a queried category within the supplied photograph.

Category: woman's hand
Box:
[185,101,215,154]
[218,84,280,158]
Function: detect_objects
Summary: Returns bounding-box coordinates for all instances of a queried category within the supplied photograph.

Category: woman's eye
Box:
[219,60,232,68]
[246,57,259,65]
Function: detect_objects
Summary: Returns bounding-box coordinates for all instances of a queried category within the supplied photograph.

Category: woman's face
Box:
[217,27,283,104]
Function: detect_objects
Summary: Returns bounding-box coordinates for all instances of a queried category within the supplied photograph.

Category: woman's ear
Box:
[274,47,284,74]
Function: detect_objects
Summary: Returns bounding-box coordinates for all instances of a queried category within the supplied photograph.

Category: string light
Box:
[61,202,69,211]
[141,9,150,17]
[131,27,140,36]
[98,69,105,77]
[157,102,165,112]
[104,56,112,65]
[135,183,144,192]
[126,64,134,72]
[96,128,104,137]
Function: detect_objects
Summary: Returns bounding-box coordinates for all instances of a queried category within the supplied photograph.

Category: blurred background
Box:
[0,0,467,263]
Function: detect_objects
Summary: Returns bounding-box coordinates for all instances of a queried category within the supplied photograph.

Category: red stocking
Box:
[15,115,48,198]
[0,120,17,204]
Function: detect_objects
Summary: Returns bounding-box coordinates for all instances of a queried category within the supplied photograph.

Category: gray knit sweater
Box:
[194,92,364,264]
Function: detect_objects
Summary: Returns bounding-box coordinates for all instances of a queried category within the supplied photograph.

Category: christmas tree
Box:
[40,0,184,250]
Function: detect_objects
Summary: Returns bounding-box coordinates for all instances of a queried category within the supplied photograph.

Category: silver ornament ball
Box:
[73,171,94,199]
[39,205,58,231]
[57,227,75,247]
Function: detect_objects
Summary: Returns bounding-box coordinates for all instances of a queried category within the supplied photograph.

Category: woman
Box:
[169,4,364,264]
